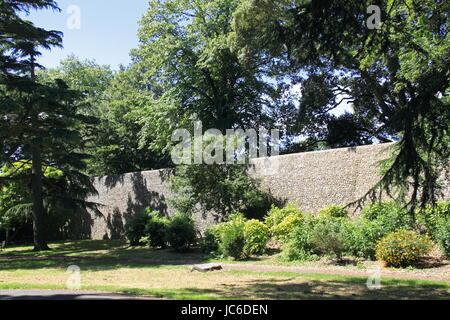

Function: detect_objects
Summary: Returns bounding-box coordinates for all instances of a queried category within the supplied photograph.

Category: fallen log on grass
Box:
[190,263,223,273]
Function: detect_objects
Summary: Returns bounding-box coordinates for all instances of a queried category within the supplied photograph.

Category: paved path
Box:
[0,289,158,300]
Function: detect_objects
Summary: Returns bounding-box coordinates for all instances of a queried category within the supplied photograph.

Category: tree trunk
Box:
[5,229,9,246]
[31,143,49,251]
[29,54,49,251]
[31,144,49,251]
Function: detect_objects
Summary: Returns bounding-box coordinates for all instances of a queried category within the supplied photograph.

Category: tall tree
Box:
[232,0,450,214]
[1,1,99,250]
[125,0,295,219]
[41,57,173,176]
[132,0,296,150]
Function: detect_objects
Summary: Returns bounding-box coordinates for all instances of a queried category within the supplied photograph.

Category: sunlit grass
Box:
[1,240,449,299]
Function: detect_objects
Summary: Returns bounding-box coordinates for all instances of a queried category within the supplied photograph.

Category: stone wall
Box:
[86,143,449,239]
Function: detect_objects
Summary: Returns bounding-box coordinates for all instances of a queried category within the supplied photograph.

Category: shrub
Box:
[344,217,396,260]
[282,223,317,261]
[201,225,221,255]
[243,219,270,256]
[433,216,450,258]
[145,215,170,248]
[317,205,349,219]
[220,222,246,260]
[417,201,450,236]
[166,214,197,252]
[375,230,432,267]
[271,212,304,243]
[124,208,154,246]
[216,213,247,260]
[344,203,414,260]
[264,203,302,229]
[416,202,450,257]
[361,202,404,220]
[310,217,348,260]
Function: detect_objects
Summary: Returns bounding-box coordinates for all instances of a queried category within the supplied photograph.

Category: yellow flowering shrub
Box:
[375,230,432,267]
[271,212,304,243]
[264,203,302,228]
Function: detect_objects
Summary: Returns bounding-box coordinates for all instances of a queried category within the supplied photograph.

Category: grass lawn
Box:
[1,240,449,300]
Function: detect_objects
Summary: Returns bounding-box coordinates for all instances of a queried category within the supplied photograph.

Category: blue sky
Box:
[22,0,150,70]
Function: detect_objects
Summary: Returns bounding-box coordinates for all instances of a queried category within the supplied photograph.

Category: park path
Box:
[0,289,159,300]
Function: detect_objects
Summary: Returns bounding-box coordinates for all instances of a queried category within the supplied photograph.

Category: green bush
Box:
[220,222,246,260]
[317,205,349,219]
[415,202,449,257]
[361,202,404,220]
[124,208,154,246]
[201,225,221,255]
[243,219,270,256]
[434,216,450,258]
[270,212,304,243]
[145,214,170,248]
[344,203,413,260]
[417,201,450,235]
[344,216,398,260]
[282,222,317,261]
[310,217,348,260]
[264,203,302,229]
[166,214,197,252]
[375,230,432,267]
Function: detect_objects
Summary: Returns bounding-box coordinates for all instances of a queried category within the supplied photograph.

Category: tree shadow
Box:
[217,277,450,300]
[101,171,172,239]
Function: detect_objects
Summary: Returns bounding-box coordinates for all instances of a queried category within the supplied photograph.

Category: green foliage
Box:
[215,213,247,260]
[243,219,269,256]
[134,0,293,155]
[264,203,302,229]
[166,214,197,252]
[417,201,450,235]
[220,223,246,260]
[318,206,349,219]
[0,161,96,241]
[362,202,404,221]
[145,213,170,248]
[344,202,412,259]
[417,202,450,257]
[40,56,170,176]
[310,218,349,260]
[1,2,101,249]
[344,218,386,260]
[124,209,154,246]
[170,164,270,220]
[282,223,317,262]
[375,230,432,268]
[201,225,221,255]
[281,201,419,262]
[433,217,450,258]
[232,0,450,212]
[270,211,305,244]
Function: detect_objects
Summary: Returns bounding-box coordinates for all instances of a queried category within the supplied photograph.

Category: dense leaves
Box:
[232,0,450,211]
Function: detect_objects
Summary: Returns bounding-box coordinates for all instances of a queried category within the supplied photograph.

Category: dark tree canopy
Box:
[231,0,450,211]
[1,0,100,250]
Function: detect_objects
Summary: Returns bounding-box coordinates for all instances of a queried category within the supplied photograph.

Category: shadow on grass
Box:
[0,246,209,272]
[212,277,450,300]
[1,240,127,257]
